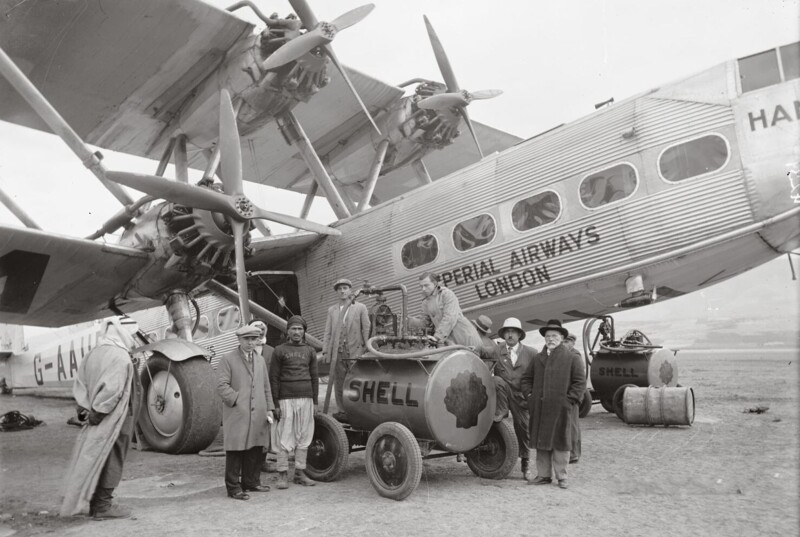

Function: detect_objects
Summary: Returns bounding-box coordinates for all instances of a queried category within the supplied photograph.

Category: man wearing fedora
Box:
[472,315,496,347]
[475,317,537,480]
[521,319,585,489]
[323,278,370,420]
[217,324,276,500]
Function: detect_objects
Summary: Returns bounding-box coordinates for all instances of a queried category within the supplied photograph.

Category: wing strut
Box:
[0,46,134,206]
[357,139,389,212]
[0,183,41,229]
[279,111,351,220]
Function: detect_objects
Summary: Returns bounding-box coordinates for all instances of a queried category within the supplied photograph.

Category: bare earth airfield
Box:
[1,347,797,537]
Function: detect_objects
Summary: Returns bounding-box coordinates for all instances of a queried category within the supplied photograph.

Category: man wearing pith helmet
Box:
[475,317,538,480]
[521,319,585,489]
[323,278,370,421]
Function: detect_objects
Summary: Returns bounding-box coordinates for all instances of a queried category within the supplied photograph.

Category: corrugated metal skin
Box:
[294,93,753,337]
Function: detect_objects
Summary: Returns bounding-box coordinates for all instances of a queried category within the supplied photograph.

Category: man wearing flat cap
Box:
[472,315,496,347]
[475,317,537,479]
[217,324,276,500]
[521,319,585,489]
[323,278,370,420]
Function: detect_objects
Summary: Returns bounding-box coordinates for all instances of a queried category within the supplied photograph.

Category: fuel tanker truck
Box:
[304,285,518,501]
[581,315,688,422]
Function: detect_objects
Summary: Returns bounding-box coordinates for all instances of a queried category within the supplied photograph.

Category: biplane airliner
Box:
[0,0,798,455]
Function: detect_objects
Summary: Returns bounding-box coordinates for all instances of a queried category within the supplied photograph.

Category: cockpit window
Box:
[194,315,209,340]
[579,164,638,209]
[453,214,496,251]
[659,134,729,182]
[739,48,782,93]
[511,191,561,231]
[217,306,240,332]
[401,234,438,269]
[781,42,800,80]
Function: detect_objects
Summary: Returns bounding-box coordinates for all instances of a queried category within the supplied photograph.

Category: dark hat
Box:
[333,278,352,291]
[539,319,568,338]
[498,317,526,341]
[286,315,307,331]
[235,325,262,337]
[565,333,576,343]
[471,315,493,335]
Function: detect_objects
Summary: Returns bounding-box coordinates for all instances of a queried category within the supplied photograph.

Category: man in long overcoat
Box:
[476,317,537,479]
[563,333,585,464]
[521,319,585,489]
[217,324,275,500]
[323,278,370,418]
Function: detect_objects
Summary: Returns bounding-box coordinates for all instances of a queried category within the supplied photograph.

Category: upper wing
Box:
[0,0,252,157]
[372,120,523,202]
[246,231,325,271]
[0,224,153,327]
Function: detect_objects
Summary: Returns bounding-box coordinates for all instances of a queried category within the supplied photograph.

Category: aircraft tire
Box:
[466,419,519,480]
[305,412,349,482]
[138,354,222,454]
[578,389,593,418]
[365,422,422,501]
[612,384,638,421]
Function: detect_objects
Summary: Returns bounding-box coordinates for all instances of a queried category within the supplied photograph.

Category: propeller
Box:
[261,0,381,135]
[416,15,503,158]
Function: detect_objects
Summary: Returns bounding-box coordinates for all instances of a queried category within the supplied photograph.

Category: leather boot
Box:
[293,470,316,487]
[276,471,289,490]
[92,503,132,520]
[521,458,531,481]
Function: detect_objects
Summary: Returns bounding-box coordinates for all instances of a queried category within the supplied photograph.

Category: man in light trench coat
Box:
[217,324,276,500]
[323,278,370,419]
[521,319,585,489]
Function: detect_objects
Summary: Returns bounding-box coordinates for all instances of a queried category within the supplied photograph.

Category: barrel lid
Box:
[424,350,495,453]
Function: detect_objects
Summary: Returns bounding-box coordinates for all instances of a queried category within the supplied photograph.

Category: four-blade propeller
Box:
[416,15,502,158]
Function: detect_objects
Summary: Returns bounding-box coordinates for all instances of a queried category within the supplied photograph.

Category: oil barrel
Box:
[590,347,678,400]
[622,386,695,426]
[342,349,495,453]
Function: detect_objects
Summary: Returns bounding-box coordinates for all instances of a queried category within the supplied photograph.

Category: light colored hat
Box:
[498,317,525,340]
[333,278,352,291]
[235,325,262,337]
[471,315,493,335]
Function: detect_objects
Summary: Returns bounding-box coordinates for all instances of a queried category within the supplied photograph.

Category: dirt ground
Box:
[0,351,797,537]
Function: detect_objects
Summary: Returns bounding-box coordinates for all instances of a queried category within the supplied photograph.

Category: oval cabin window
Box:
[453,214,496,251]
[511,191,561,232]
[217,306,240,332]
[579,164,638,209]
[659,135,729,182]
[401,234,438,269]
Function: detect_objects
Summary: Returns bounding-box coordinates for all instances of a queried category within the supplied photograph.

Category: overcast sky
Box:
[0,0,798,333]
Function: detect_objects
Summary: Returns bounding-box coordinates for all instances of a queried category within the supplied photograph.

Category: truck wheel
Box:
[600,397,615,413]
[613,384,638,420]
[306,413,349,482]
[365,422,422,501]
[466,419,519,479]
[138,354,221,454]
[579,389,593,418]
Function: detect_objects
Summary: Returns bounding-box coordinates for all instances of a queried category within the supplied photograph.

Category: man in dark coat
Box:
[476,317,537,480]
[521,319,585,489]
[564,333,585,464]
[217,324,276,500]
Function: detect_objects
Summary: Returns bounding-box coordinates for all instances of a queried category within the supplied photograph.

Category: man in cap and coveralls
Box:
[563,333,585,464]
[419,271,482,347]
[217,324,275,500]
[521,319,585,489]
[270,315,319,489]
[323,278,370,420]
[475,318,537,480]
[61,317,142,519]
[472,315,496,347]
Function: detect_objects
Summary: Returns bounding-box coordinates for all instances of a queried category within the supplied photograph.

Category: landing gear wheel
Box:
[579,389,593,418]
[306,413,349,482]
[466,419,519,479]
[365,422,422,501]
[600,397,615,413]
[613,384,638,420]
[138,355,221,454]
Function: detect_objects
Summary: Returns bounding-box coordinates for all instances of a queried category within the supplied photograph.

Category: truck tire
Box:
[365,422,422,501]
[466,419,519,480]
[306,413,349,482]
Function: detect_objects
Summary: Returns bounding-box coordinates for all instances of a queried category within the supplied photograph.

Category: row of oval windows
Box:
[147,306,242,342]
[401,133,730,270]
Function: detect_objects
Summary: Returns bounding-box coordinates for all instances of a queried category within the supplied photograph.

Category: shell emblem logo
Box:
[444,370,488,429]
[659,360,674,385]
